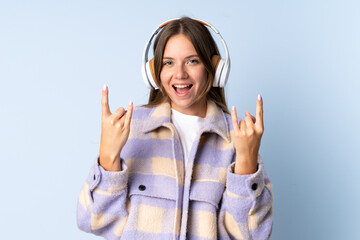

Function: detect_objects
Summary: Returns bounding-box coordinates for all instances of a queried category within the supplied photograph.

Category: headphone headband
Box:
[142,18,231,89]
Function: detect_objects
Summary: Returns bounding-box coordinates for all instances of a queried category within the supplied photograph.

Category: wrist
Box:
[99,155,122,171]
[234,154,257,175]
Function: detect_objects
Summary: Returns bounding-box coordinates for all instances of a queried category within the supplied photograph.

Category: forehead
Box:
[163,34,197,56]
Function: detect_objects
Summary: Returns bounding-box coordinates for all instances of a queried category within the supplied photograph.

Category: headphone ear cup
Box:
[211,55,225,87]
[219,58,230,88]
[145,58,159,89]
[211,55,221,70]
[216,59,226,87]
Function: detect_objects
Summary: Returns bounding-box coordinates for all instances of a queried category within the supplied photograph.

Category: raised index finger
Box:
[231,106,240,133]
[102,84,111,117]
[255,94,264,131]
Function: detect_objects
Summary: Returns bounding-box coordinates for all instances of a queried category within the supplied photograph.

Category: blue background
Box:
[1,0,359,239]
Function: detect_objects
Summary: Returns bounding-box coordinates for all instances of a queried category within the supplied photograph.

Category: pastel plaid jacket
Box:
[77,100,273,239]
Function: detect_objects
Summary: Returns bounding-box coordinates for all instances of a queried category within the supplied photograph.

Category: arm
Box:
[220,94,272,238]
[77,158,129,239]
[77,85,134,238]
[218,154,273,239]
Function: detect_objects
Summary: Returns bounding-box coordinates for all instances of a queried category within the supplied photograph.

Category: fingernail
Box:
[257,94,262,101]
[128,100,133,106]
[232,106,235,111]
[103,84,108,91]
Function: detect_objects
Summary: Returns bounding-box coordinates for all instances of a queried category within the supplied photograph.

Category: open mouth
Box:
[173,84,193,95]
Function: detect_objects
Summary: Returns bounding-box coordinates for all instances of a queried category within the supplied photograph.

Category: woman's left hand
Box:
[231,94,264,175]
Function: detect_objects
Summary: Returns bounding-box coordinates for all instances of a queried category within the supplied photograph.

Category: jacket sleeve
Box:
[77,158,129,239]
[218,154,273,240]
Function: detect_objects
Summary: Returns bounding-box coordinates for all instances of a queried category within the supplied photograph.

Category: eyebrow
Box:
[162,54,199,60]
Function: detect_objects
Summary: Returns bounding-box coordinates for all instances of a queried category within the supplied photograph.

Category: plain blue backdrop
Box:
[0,0,359,239]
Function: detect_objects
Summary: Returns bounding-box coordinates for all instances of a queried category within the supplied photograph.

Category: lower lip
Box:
[173,86,192,97]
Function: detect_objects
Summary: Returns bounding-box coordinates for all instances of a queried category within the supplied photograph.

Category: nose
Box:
[175,63,188,79]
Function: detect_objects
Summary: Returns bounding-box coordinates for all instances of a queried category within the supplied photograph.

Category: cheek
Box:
[197,69,208,88]
[159,71,172,95]
[159,70,169,85]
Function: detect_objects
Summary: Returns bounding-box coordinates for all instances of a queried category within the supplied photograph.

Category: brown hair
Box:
[144,17,229,114]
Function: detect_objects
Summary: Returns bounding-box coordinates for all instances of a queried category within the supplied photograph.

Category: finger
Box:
[255,94,264,131]
[112,107,126,121]
[239,119,247,132]
[124,100,133,127]
[231,106,240,132]
[245,110,256,123]
[244,113,255,128]
[101,84,111,117]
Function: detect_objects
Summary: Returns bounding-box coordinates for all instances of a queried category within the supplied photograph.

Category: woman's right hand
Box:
[99,85,133,171]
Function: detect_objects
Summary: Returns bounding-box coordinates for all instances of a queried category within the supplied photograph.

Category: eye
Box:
[163,61,173,66]
[188,59,199,64]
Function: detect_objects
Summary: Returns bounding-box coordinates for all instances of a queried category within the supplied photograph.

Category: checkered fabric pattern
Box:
[77,101,273,239]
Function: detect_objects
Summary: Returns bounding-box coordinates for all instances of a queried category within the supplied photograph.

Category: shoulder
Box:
[130,104,170,132]
[131,105,156,121]
[128,104,171,139]
[211,102,233,132]
[223,111,234,131]
[128,106,156,138]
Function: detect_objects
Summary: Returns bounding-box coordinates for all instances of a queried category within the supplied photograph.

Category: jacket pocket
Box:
[128,173,177,201]
[126,174,178,236]
[189,181,225,209]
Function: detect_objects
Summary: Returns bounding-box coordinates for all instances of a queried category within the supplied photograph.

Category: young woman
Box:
[77,17,273,240]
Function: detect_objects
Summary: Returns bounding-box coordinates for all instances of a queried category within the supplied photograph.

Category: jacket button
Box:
[139,185,146,191]
[251,183,258,191]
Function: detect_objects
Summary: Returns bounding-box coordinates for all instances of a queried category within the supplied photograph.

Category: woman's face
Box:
[160,34,208,117]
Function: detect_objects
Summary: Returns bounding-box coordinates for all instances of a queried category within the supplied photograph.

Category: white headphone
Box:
[141,18,231,89]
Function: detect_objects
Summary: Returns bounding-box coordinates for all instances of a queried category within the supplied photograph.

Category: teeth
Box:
[174,84,190,88]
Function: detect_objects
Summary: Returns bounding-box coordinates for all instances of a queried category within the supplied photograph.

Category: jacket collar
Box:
[142,100,231,143]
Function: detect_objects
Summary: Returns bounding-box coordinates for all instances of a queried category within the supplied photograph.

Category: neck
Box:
[171,100,207,118]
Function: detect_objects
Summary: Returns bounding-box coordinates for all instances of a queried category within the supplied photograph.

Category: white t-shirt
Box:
[171,108,204,170]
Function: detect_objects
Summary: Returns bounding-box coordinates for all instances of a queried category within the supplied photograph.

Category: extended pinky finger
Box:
[124,100,133,127]
[231,106,240,132]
